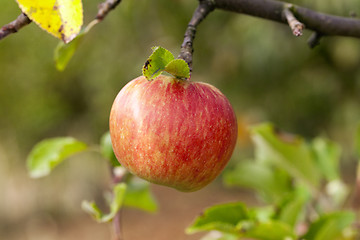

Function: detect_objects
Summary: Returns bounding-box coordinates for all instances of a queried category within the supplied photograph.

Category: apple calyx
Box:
[142,46,190,81]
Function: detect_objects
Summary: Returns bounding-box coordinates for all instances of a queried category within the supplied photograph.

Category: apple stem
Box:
[178,0,215,74]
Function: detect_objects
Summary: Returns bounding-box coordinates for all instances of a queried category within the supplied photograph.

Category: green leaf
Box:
[54,31,85,71]
[27,137,87,178]
[82,183,127,223]
[249,206,275,223]
[251,123,320,189]
[244,221,297,240]
[164,59,190,79]
[223,160,291,203]
[186,202,250,235]
[142,46,175,80]
[54,19,98,71]
[123,178,158,213]
[302,211,356,240]
[311,137,341,181]
[276,190,308,227]
[81,201,103,220]
[100,131,120,167]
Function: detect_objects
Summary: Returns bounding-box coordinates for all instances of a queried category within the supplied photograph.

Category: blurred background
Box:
[1,0,360,239]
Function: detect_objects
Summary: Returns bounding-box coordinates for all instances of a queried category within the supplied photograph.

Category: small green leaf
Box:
[223,160,291,203]
[244,221,297,240]
[27,137,87,178]
[251,123,320,189]
[249,206,275,223]
[142,46,175,80]
[54,31,85,71]
[186,202,250,235]
[164,59,190,79]
[100,131,120,167]
[302,211,356,240]
[81,201,103,220]
[82,183,127,223]
[276,191,308,227]
[123,178,158,213]
[311,137,341,181]
[54,19,98,71]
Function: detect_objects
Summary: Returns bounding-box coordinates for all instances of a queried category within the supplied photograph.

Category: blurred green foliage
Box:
[188,123,357,240]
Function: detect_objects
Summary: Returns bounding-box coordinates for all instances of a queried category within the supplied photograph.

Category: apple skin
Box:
[109,75,237,192]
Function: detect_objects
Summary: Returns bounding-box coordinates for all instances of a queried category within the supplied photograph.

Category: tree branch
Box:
[0,13,31,40]
[213,0,360,38]
[178,0,215,74]
[179,0,360,74]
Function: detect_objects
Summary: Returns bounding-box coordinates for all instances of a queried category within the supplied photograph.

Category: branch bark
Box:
[178,0,215,74]
[0,13,31,40]
[178,0,360,73]
[214,0,360,38]
[96,0,122,21]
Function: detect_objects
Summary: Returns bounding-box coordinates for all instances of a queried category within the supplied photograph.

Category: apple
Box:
[109,75,237,192]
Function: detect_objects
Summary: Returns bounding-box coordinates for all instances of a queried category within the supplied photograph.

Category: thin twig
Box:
[96,0,122,21]
[81,0,122,35]
[307,31,323,48]
[113,210,123,240]
[178,0,215,74]
[283,5,305,36]
[0,13,31,40]
[110,166,128,240]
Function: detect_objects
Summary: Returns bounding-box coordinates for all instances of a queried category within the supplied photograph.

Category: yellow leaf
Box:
[16,0,83,43]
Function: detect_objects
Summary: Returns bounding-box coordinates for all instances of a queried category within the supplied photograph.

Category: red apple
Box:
[109,75,237,192]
